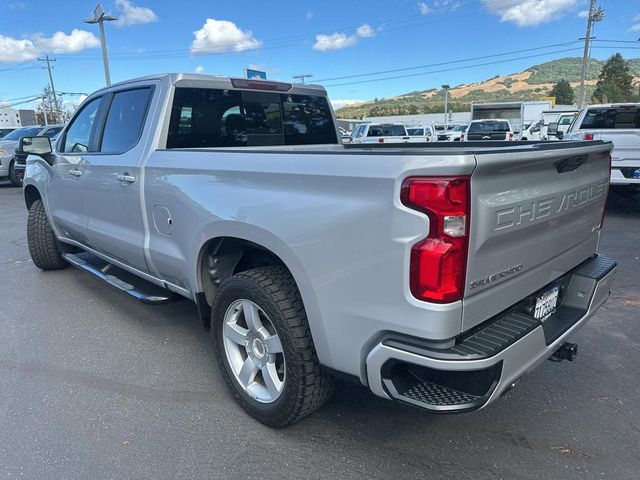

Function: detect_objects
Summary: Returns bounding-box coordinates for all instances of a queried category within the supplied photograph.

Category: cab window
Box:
[100,88,152,153]
[62,96,102,153]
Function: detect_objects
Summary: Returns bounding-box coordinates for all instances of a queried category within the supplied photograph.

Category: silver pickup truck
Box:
[20,74,616,427]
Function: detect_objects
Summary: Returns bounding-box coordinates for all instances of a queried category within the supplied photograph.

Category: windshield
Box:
[468,121,510,133]
[2,126,41,141]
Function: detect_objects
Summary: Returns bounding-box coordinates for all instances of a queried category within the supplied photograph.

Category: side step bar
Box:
[63,252,179,305]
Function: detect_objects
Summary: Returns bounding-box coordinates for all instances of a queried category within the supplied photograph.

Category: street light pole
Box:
[442,84,450,125]
[84,4,118,86]
[577,0,604,108]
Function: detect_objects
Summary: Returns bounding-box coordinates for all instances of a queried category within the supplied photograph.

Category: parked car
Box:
[350,123,410,143]
[521,121,543,141]
[0,124,63,186]
[565,104,640,191]
[21,74,616,427]
[462,119,515,141]
[405,125,436,142]
[0,127,16,140]
[437,124,468,141]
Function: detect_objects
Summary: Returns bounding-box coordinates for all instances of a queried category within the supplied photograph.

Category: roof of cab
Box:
[90,73,327,96]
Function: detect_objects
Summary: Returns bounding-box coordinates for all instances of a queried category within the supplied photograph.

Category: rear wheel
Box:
[27,199,68,270]
[212,266,333,427]
[8,160,22,187]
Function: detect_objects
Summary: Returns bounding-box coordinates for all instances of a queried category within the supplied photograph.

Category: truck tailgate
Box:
[462,142,612,331]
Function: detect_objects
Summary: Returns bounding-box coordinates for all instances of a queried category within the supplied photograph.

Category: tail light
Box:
[508,132,514,141]
[401,176,470,303]
[426,137,430,142]
[460,133,465,141]
[378,138,385,143]
[583,133,594,141]
[349,138,353,144]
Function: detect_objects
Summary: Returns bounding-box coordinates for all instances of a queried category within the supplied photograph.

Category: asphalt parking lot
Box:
[1,182,639,480]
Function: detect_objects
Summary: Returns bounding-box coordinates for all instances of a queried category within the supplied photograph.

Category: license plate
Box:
[534,286,559,321]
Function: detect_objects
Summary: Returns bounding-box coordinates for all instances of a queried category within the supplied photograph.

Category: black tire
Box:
[212,266,334,427]
[27,199,68,270]
[8,160,22,187]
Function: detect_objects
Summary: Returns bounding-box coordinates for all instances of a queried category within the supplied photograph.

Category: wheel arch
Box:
[24,184,42,209]
[191,223,331,367]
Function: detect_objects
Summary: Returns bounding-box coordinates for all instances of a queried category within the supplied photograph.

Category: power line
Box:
[321,47,584,87]
[37,0,542,62]
[314,40,581,83]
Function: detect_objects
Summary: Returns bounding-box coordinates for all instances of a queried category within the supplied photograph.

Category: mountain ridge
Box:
[335,56,640,118]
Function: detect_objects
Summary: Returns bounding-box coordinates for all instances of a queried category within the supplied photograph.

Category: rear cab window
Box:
[166,87,337,148]
[580,107,640,129]
[367,125,407,137]
[406,128,424,136]
[468,121,510,133]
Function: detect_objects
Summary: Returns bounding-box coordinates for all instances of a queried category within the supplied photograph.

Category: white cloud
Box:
[0,29,99,64]
[8,2,26,10]
[631,13,640,32]
[306,11,314,20]
[418,2,431,14]
[313,32,358,51]
[191,18,261,54]
[356,24,375,38]
[313,24,375,52]
[0,35,38,63]
[35,29,100,54]
[114,0,159,27]
[577,10,589,18]
[483,0,577,27]
[331,99,366,109]
[194,65,204,74]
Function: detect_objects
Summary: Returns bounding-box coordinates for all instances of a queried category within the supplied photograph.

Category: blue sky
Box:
[0,0,639,110]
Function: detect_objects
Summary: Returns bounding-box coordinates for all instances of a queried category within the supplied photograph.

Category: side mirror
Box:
[556,130,564,140]
[19,136,52,156]
[547,122,559,136]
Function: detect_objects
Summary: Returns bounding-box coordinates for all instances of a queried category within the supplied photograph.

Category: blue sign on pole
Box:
[244,68,267,80]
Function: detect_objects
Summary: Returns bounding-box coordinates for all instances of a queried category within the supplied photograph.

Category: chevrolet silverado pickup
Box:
[20,74,616,427]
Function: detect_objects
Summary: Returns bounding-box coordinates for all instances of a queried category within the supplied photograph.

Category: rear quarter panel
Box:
[143,148,475,378]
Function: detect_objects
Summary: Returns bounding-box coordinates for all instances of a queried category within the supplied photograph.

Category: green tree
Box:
[549,79,575,105]
[592,53,635,103]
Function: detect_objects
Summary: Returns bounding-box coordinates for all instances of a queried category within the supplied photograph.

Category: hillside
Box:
[335,57,640,119]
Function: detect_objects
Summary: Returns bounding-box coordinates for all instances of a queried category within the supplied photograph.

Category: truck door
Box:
[46,95,104,244]
[81,86,154,273]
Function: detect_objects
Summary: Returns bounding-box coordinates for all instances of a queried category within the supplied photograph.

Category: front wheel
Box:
[8,160,22,187]
[212,266,334,427]
[27,199,68,270]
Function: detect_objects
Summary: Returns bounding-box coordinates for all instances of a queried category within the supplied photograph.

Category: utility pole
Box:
[442,84,450,125]
[84,4,118,86]
[578,0,604,108]
[38,55,59,121]
[293,74,313,84]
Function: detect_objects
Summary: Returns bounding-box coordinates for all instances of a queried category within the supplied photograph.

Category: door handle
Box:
[69,169,82,177]
[116,173,136,184]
